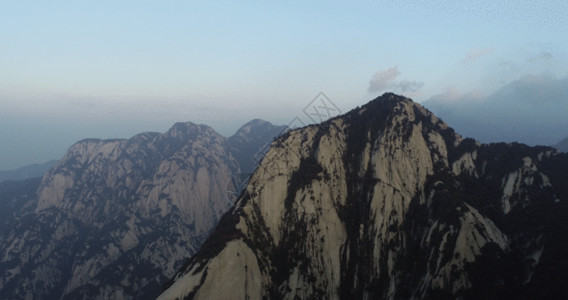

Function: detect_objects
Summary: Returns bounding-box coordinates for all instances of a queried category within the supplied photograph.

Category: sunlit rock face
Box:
[160,93,568,300]
[0,120,284,300]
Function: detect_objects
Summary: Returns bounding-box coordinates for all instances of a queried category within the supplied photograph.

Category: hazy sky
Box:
[1,1,567,170]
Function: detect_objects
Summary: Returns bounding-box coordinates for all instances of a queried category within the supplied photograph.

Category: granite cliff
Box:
[0,120,283,299]
[160,93,568,299]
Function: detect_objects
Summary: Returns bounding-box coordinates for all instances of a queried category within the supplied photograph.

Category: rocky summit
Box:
[0,120,283,299]
[160,93,568,300]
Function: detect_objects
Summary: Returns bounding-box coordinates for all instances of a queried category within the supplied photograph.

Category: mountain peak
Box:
[166,122,218,139]
[0,117,288,299]
[160,94,568,299]
[353,93,440,121]
[229,119,287,173]
[242,118,274,127]
[232,119,285,137]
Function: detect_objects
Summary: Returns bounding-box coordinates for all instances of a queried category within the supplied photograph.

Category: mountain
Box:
[554,136,568,153]
[0,120,284,299]
[422,75,568,146]
[228,119,288,173]
[160,93,568,299]
[0,160,57,183]
[0,177,42,234]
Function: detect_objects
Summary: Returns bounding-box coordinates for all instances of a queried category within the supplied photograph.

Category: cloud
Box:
[368,67,424,94]
[368,67,400,92]
[397,80,425,93]
[428,87,484,103]
[423,75,568,146]
[461,48,494,65]
[526,52,553,63]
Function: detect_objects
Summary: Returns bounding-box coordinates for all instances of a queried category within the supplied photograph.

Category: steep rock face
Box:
[0,120,284,299]
[160,93,568,300]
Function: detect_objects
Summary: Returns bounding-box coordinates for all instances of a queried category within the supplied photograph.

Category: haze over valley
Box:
[1,1,567,171]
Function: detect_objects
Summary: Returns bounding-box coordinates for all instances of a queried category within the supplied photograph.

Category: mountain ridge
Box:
[228,119,288,173]
[0,119,285,300]
[554,136,568,152]
[0,160,57,183]
[160,93,568,299]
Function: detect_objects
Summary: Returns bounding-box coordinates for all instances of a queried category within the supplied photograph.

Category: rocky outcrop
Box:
[0,120,284,299]
[160,93,568,299]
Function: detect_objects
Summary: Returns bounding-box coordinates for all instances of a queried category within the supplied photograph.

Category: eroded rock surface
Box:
[161,93,568,300]
[0,120,283,299]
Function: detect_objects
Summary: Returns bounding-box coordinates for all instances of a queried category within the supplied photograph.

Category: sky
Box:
[1,0,567,170]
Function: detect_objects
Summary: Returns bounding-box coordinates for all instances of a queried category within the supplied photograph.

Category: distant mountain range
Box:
[0,160,57,183]
[2,94,568,300]
[554,137,568,153]
[0,120,284,299]
[161,93,568,299]
[229,119,288,173]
